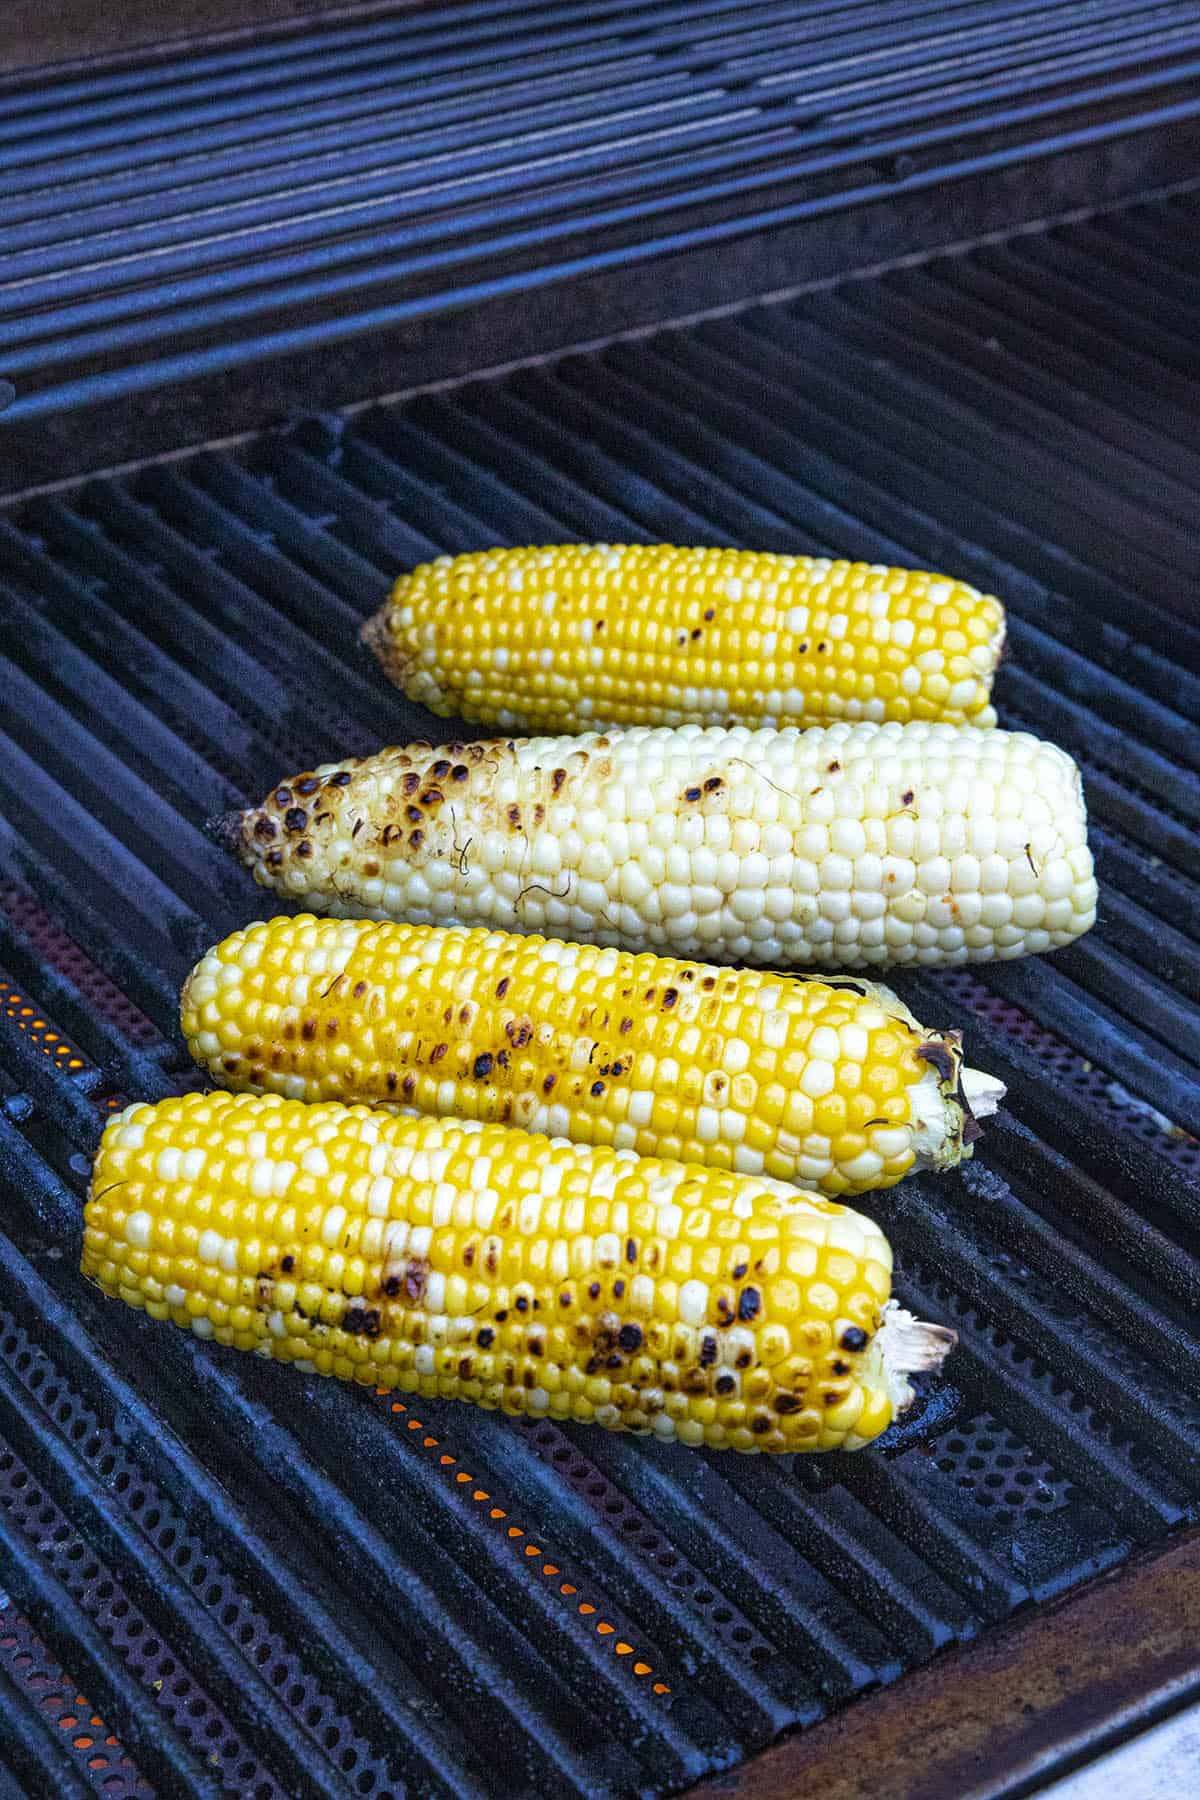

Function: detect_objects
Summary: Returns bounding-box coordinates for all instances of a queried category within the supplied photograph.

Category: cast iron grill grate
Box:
[2,183,1199,1796]
[3,0,1200,485]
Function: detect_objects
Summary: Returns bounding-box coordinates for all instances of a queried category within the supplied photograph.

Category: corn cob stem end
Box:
[205,809,250,859]
[911,1033,1006,1171]
[961,1068,1006,1120]
[361,601,409,686]
[875,1301,958,1414]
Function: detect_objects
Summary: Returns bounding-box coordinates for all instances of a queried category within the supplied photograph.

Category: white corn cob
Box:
[220,721,1097,969]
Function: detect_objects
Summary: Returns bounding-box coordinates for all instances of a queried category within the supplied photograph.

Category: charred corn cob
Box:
[184,917,1004,1197]
[85,1091,954,1452]
[362,544,1005,732]
[218,721,1097,968]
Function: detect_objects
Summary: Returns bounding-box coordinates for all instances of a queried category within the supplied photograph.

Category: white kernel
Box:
[679,1279,709,1325]
[762,1010,788,1049]
[819,854,854,892]
[655,1202,684,1239]
[197,1228,222,1264]
[580,842,612,880]
[622,1274,653,1316]
[155,1147,181,1182]
[363,1176,391,1217]
[980,854,1011,894]
[619,863,652,905]
[868,1127,911,1159]
[321,1205,348,1248]
[830,818,867,858]
[628,1091,655,1127]
[839,1150,885,1183]
[125,1209,154,1249]
[800,1059,835,1098]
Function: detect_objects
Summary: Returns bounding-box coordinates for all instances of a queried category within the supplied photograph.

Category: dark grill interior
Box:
[2,180,1200,1796]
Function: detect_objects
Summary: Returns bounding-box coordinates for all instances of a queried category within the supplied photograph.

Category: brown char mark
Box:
[916,1038,957,1084]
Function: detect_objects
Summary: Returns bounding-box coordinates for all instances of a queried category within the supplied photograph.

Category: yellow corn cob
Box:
[84,1091,954,1453]
[217,720,1097,968]
[183,916,1004,1197]
[361,545,1006,731]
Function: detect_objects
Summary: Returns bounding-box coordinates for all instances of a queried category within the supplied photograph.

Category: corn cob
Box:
[183,916,1004,1197]
[218,720,1097,968]
[85,1091,954,1453]
[361,544,1005,732]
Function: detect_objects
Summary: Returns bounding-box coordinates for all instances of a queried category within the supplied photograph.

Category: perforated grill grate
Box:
[0,973,88,1073]
[0,1313,402,1799]
[929,1412,1071,1527]
[520,1417,772,1667]
[1,883,161,1048]
[941,970,1200,1170]
[0,1608,153,1797]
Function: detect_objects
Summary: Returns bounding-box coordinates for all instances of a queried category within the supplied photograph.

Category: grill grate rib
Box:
[2,181,1200,1795]
[2,0,1200,471]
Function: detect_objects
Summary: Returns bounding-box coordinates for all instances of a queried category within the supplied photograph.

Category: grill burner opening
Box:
[1,7,1199,1790]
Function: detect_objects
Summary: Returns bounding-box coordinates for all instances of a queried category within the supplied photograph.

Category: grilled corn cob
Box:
[362,544,1005,731]
[84,1091,954,1452]
[184,916,1004,1197]
[219,721,1097,968]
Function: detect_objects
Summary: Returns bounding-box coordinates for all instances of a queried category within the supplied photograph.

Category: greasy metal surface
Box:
[689,1530,1200,1800]
[0,3,414,79]
[1036,1699,1200,1800]
[2,0,1200,486]
[1,184,1199,1795]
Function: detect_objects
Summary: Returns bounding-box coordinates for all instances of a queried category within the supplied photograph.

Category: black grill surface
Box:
[4,0,1200,485]
[2,185,1200,1797]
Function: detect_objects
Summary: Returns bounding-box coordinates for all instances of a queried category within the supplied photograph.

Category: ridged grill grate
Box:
[1,175,1199,1796]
